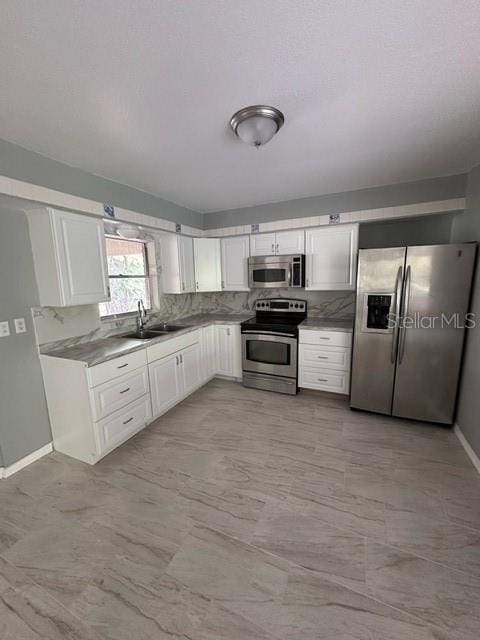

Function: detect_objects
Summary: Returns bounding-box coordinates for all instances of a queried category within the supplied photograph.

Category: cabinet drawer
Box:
[299,366,350,395]
[87,349,147,388]
[147,330,200,363]
[299,344,351,372]
[95,394,152,455]
[299,329,352,348]
[91,367,150,421]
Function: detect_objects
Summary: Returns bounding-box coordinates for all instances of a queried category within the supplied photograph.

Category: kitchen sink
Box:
[121,324,191,340]
[122,330,167,340]
[147,324,191,333]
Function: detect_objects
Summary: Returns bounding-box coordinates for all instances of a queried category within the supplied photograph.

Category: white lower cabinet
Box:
[216,324,242,378]
[178,342,202,397]
[298,329,352,395]
[201,325,217,381]
[40,352,152,465]
[96,395,152,453]
[41,323,243,465]
[149,352,182,417]
[148,333,203,419]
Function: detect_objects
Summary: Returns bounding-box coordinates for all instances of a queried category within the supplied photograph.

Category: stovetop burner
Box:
[241,298,307,335]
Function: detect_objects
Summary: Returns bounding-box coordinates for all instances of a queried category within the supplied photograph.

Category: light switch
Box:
[0,321,10,337]
[14,318,27,334]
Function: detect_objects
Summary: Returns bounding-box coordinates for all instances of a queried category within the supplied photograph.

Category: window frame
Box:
[100,235,152,320]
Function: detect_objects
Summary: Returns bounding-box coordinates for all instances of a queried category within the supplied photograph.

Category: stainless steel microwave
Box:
[248,254,305,289]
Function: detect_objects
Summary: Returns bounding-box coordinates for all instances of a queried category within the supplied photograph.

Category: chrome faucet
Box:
[136,299,147,331]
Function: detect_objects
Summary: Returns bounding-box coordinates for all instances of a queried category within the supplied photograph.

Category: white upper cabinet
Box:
[305,224,359,290]
[159,233,195,293]
[275,229,305,255]
[28,208,109,307]
[194,238,221,292]
[221,235,250,291]
[250,232,276,256]
[250,230,304,256]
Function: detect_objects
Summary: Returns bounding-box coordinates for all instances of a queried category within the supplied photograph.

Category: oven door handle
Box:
[241,330,297,338]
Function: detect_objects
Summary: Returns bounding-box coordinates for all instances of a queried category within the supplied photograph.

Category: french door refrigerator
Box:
[350,243,476,424]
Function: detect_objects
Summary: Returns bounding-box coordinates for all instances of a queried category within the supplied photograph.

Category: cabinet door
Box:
[194,238,221,292]
[221,236,250,291]
[305,224,358,290]
[149,353,182,417]
[275,229,305,255]
[179,342,202,397]
[53,210,109,305]
[201,325,217,380]
[250,233,276,256]
[179,235,195,293]
[216,325,234,376]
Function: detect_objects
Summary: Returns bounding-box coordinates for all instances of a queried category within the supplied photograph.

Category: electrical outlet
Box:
[14,318,27,334]
[0,321,10,337]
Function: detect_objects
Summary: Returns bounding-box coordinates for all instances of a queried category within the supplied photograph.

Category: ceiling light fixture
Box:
[229,105,284,148]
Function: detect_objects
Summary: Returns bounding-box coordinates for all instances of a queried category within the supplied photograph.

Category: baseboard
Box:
[0,442,53,479]
[454,424,480,474]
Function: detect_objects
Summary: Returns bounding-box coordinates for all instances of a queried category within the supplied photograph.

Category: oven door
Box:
[249,262,291,288]
[242,332,297,378]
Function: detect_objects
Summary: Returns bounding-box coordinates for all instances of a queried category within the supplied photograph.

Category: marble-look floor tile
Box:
[2,520,119,607]
[0,557,103,640]
[2,379,479,639]
[289,477,386,539]
[252,501,366,591]
[178,477,266,543]
[165,525,289,602]
[366,541,480,639]
[70,562,209,640]
[226,567,442,640]
[212,452,301,501]
[192,603,282,640]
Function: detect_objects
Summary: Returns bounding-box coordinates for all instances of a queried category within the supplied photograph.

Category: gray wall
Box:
[451,164,480,458]
[0,207,52,466]
[203,174,467,229]
[359,213,457,249]
[0,138,203,229]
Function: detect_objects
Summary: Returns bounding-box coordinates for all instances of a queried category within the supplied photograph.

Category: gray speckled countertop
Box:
[40,313,253,367]
[40,312,354,367]
[299,317,354,332]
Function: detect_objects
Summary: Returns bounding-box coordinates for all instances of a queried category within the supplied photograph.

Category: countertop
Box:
[40,312,354,367]
[299,317,354,332]
[40,313,253,367]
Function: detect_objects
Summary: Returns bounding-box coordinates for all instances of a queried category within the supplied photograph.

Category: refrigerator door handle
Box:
[398,265,411,364]
[391,266,403,363]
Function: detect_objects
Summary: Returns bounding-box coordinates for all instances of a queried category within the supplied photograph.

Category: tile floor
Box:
[1,378,480,639]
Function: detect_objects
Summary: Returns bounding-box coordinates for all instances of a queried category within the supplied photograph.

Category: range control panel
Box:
[255,298,307,313]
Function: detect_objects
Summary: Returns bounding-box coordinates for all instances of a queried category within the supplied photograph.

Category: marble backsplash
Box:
[33,289,355,349]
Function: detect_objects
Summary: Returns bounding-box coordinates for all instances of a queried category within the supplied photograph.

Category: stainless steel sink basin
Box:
[147,324,191,333]
[122,330,167,340]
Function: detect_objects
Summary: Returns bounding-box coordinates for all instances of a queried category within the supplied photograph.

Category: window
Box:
[99,237,151,318]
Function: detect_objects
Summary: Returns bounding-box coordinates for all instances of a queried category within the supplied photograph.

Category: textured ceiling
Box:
[0,1,479,213]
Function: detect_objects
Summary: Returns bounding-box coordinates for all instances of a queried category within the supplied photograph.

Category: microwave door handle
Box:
[398,265,411,364]
[288,266,292,286]
[391,266,403,363]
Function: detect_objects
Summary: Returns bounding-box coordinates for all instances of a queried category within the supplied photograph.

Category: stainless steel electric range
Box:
[241,298,307,395]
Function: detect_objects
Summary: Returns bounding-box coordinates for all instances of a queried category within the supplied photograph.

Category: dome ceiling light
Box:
[229,105,285,148]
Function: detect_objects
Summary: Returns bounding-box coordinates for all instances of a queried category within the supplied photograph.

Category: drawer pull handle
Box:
[317,356,328,359]
[319,337,330,340]
[317,378,328,382]
[117,363,129,369]
[122,417,133,425]
[119,387,131,394]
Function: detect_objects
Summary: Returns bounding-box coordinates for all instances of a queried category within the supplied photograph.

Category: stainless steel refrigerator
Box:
[350,243,476,424]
